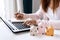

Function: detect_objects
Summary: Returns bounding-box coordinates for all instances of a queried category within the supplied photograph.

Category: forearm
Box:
[24,13,43,20]
[23,6,44,20]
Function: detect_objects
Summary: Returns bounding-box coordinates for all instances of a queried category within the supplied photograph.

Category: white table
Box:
[0,20,60,40]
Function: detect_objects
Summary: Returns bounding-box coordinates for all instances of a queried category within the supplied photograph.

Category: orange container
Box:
[45,25,54,36]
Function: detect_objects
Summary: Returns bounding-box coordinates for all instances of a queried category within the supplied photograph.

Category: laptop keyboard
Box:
[12,22,30,29]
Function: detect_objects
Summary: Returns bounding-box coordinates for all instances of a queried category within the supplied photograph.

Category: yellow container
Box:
[45,25,54,36]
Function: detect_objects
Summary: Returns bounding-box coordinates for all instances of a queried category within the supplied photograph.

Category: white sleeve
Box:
[49,20,60,30]
[36,6,42,13]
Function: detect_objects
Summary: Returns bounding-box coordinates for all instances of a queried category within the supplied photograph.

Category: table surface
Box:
[0,20,60,40]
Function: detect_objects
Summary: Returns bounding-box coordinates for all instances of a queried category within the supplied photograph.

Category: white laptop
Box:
[0,17,30,33]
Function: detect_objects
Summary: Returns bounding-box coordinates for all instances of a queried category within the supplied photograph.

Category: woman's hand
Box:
[15,12,24,20]
[23,19,37,26]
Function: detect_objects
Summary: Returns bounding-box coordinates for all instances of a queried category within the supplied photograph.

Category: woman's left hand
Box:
[23,19,37,26]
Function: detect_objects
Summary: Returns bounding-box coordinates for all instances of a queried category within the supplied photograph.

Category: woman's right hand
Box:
[15,12,24,20]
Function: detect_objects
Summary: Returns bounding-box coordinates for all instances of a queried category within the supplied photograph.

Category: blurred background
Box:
[0,0,40,20]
